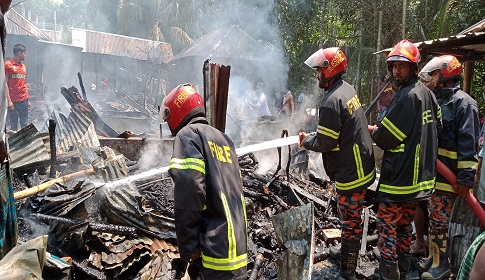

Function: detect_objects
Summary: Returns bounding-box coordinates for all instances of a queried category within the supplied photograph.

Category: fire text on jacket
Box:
[422,109,434,125]
[207,141,233,164]
[346,95,362,115]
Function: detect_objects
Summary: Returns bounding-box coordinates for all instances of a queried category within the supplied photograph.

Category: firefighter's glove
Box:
[187,258,203,279]
[455,183,470,198]
[171,258,188,280]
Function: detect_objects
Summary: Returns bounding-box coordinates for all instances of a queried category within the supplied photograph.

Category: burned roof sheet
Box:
[8,124,50,170]
[50,108,100,155]
[172,25,272,61]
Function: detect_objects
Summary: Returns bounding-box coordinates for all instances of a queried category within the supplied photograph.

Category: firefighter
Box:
[371,39,441,279]
[418,55,479,280]
[300,47,375,280]
[160,84,248,280]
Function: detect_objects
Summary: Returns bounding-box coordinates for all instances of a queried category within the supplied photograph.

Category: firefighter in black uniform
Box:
[301,47,375,280]
[371,39,441,279]
[418,55,479,280]
[160,84,248,280]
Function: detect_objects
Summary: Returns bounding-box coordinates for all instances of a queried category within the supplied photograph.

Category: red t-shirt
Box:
[5,58,29,102]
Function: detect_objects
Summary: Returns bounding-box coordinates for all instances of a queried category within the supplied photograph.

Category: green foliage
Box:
[15,0,485,107]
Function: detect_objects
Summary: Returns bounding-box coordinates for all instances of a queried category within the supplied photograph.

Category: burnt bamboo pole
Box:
[14,168,95,200]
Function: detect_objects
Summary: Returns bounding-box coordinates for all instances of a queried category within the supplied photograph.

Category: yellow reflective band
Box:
[221,192,237,259]
[316,125,340,139]
[388,144,405,153]
[379,179,435,194]
[241,194,248,236]
[413,144,420,186]
[353,144,364,178]
[437,108,442,119]
[435,182,456,193]
[169,158,206,174]
[438,148,457,159]
[457,161,477,169]
[331,145,340,151]
[203,205,207,211]
[336,170,375,190]
[381,117,406,141]
[202,252,248,271]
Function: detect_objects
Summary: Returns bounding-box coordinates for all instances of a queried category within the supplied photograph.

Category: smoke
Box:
[137,139,173,172]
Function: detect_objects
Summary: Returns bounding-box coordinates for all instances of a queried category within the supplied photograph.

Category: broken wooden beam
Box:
[272,203,315,280]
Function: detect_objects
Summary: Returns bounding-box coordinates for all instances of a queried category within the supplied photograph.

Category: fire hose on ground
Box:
[367,125,485,227]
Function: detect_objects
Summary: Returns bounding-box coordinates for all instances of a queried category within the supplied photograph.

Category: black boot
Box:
[340,238,360,280]
[379,258,400,280]
[398,253,411,279]
[421,231,451,280]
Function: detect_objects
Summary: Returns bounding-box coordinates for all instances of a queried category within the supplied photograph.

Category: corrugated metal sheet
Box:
[173,25,271,61]
[71,28,173,63]
[8,105,101,171]
[5,9,51,41]
[8,124,50,170]
[49,108,100,165]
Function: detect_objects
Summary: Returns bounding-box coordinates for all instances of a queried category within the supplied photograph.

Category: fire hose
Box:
[368,125,485,227]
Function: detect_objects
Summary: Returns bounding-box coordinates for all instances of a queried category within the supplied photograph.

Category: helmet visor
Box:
[387,55,412,63]
[158,96,170,125]
[419,71,432,82]
[304,49,329,69]
[419,57,447,82]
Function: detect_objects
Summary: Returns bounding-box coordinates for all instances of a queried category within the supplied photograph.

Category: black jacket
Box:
[168,117,248,273]
[435,87,479,192]
[372,76,441,203]
[303,78,375,195]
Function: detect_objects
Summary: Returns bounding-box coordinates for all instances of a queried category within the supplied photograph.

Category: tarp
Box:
[0,235,47,279]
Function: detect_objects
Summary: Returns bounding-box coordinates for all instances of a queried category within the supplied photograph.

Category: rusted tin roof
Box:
[374,32,485,62]
[416,32,485,61]
[5,9,51,41]
[71,28,173,63]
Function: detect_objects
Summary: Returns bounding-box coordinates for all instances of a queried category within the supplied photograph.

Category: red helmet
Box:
[159,83,205,135]
[438,55,462,82]
[386,40,420,65]
[304,47,347,80]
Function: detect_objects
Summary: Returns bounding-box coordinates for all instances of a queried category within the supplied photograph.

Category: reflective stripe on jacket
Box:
[435,87,479,192]
[303,78,375,195]
[169,117,248,272]
[373,76,442,202]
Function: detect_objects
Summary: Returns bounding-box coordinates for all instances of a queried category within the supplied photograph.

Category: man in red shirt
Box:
[5,44,30,131]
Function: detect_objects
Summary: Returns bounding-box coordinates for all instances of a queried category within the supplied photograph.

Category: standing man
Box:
[274,86,295,118]
[371,39,441,279]
[5,44,30,131]
[301,47,375,280]
[418,55,479,280]
[161,84,248,280]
